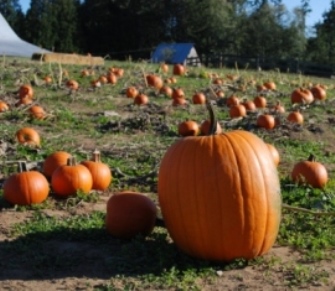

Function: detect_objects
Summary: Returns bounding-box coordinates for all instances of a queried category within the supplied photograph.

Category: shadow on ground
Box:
[0,211,239,282]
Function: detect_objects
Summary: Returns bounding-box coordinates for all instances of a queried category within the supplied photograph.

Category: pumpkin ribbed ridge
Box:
[158,130,281,261]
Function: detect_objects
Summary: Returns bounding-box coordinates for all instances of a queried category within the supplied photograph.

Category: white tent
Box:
[0,13,50,57]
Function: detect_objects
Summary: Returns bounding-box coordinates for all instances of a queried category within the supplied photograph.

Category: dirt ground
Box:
[0,195,334,291]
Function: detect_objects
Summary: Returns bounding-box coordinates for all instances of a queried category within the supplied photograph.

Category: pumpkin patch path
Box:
[0,199,334,290]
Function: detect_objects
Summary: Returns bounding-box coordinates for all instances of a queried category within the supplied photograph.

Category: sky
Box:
[18,0,331,28]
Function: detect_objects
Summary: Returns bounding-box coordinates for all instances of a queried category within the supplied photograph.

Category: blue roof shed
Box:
[151,43,200,66]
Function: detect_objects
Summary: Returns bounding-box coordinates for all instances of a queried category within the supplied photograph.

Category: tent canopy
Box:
[0,13,50,57]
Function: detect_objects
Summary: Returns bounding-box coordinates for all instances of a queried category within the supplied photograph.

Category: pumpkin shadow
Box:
[0,214,245,281]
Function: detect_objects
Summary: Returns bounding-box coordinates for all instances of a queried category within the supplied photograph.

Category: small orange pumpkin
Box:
[66,80,79,91]
[178,120,200,136]
[106,192,157,239]
[291,88,314,104]
[19,84,34,99]
[43,151,72,179]
[16,127,41,147]
[3,162,49,205]
[287,110,304,125]
[254,95,267,108]
[134,93,149,106]
[81,150,112,191]
[291,154,328,188]
[173,64,186,76]
[51,156,93,197]
[126,86,139,98]
[29,105,46,120]
[0,101,9,112]
[256,114,276,130]
[192,92,206,105]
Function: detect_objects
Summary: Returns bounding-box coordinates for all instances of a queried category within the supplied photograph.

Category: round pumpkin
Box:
[16,127,41,147]
[253,95,267,108]
[178,120,200,136]
[29,105,46,120]
[0,101,9,112]
[125,86,139,98]
[159,85,173,97]
[173,64,185,76]
[291,88,314,104]
[134,93,149,106]
[158,104,281,261]
[43,151,72,179]
[51,156,93,197]
[310,85,326,101]
[291,155,328,188]
[81,150,112,191]
[257,114,275,130]
[192,92,206,105]
[229,104,247,119]
[241,99,256,112]
[287,110,304,125]
[106,192,157,239]
[19,84,34,99]
[3,162,49,205]
[66,80,79,91]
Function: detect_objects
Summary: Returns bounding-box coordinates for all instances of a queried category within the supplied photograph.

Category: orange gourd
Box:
[81,150,112,191]
[29,105,46,120]
[291,88,314,104]
[66,80,79,91]
[257,114,276,130]
[125,86,139,98]
[16,127,41,147]
[134,93,149,106]
[178,120,200,136]
[158,103,281,261]
[192,92,206,105]
[310,85,326,101]
[291,154,328,188]
[43,151,72,179]
[3,162,49,205]
[254,95,267,108]
[173,64,185,75]
[51,156,93,197]
[19,84,34,99]
[106,192,157,239]
[287,110,304,125]
[0,101,9,112]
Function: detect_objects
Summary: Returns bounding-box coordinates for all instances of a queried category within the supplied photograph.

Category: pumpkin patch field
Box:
[1,58,335,290]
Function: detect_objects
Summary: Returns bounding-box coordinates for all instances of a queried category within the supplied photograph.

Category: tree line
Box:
[1,0,335,65]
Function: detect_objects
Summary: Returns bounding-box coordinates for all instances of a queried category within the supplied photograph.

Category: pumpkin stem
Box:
[206,96,217,135]
[308,154,315,162]
[66,156,75,166]
[18,161,28,172]
[92,149,101,162]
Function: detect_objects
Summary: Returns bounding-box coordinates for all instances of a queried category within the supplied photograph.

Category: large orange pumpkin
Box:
[81,150,112,191]
[51,156,93,197]
[3,162,49,205]
[106,192,157,239]
[158,103,281,261]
